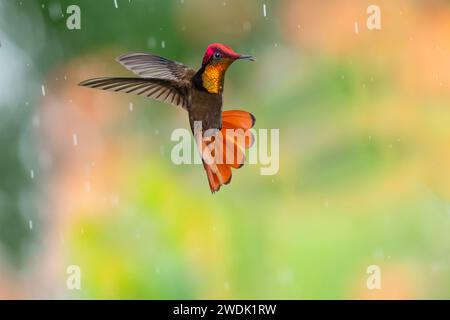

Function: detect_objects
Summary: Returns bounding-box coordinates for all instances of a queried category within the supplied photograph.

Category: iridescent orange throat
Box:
[201,60,231,94]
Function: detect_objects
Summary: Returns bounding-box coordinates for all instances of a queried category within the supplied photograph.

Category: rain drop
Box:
[72,133,78,146]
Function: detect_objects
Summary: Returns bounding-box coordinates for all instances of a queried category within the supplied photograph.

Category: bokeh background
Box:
[1,0,450,299]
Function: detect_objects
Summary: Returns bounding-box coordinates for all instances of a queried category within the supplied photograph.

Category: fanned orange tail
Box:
[201,110,255,193]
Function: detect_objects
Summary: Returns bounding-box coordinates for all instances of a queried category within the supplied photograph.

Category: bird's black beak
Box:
[237,54,255,61]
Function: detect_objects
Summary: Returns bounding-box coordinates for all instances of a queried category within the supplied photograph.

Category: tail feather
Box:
[201,110,255,193]
[222,110,255,130]
[222,134,245,169]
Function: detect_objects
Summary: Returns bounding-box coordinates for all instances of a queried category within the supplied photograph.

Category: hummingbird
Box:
[79,43,255,193]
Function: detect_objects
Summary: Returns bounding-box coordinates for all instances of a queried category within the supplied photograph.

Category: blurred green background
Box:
[1,0,450,299]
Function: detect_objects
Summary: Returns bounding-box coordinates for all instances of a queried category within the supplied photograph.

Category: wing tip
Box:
[116,52,156,63]
[78,77,110,87]
[116,53,131,63]
[78,78,96,87]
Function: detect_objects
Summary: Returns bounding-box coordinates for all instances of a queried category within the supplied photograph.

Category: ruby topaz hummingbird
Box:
[79,43,256,193]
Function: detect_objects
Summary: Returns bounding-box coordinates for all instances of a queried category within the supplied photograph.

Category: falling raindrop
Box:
[72,133,78,146]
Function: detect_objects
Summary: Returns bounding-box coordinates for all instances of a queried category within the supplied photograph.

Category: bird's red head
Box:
[200,43,254,94]
[202,43,254,65]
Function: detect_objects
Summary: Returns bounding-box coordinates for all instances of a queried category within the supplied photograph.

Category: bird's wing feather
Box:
[79,77,188,109]
[116,52,193,81]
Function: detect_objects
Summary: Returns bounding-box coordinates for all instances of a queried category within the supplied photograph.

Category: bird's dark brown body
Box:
[188,75,223,133]
[79,43,255,193]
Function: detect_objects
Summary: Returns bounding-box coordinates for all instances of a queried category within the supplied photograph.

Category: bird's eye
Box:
[214,52,221,59]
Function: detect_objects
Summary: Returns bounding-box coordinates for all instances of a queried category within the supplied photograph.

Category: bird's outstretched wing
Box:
[79,52,196,109]
[116,52,192,82]
[79,77,189,109]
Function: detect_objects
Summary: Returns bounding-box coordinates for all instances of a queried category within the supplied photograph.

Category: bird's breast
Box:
[188,90,222,132]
